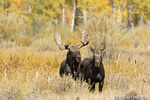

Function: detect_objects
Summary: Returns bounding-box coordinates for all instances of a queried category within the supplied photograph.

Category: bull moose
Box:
[54,30,89,78]
[76,44,105,92]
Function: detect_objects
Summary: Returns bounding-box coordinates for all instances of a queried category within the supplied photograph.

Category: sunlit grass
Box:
[0,14,150,99]
[0,47,149,99]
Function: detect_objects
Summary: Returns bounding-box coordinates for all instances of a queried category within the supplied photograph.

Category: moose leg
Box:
[89,83,95,92]
[99,80,104,92]
[64,64,72,76]
[74,63,81,80]
[78,73,84,87]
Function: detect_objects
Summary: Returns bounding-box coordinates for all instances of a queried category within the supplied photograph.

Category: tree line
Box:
[0,0,150,31]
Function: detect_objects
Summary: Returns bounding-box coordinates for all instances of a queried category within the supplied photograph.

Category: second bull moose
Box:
[75,42,105,92]
[54,30,89,78]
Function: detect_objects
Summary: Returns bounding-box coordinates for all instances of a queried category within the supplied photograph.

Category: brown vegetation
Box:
[0,14,150,99]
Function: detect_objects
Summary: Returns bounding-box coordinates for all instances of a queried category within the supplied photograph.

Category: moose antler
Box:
[54,32,70,50]
[78,29,89,49]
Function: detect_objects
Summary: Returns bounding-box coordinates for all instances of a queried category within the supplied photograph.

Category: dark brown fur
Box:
[59,46,81,78]
[76,47,105,92]
[54,31,89,78]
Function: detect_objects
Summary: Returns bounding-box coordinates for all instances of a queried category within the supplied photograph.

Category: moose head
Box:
[54,30,89,64]
[90,41,106,67]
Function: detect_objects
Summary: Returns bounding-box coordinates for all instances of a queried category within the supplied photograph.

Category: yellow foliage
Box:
[0,10,150,99]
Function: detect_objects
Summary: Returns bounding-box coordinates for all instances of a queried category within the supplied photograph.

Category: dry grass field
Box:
[0,15,150,100]
[0,46,150,100]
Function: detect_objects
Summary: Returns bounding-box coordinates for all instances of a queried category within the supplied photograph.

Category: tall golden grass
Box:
[0,47,150,100]
[0,14,150,100]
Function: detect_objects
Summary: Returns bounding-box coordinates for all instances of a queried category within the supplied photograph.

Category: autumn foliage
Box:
[0,0,150,100]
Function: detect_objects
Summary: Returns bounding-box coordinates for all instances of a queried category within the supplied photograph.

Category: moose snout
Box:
[75,56,81,63]
[95,61,100,67]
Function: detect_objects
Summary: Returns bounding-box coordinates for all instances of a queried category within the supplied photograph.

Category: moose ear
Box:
[100,45,105,57]
[65,42,71,50]
[90,46,95,53]
[100,45,105,52]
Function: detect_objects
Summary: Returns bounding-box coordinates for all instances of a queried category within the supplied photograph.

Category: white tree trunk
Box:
[71,0,76,32]
[83,9,87,24]
[48,21,52,31]
[131,5,134,29]
[76,8,81,25]
[55,19,58,25]
[127,5,130,27]
[138,15,144,26]
[5,1,9,16]
[62,0,65,28]
[117,6,122,24]
[112,1,115,20]
[28,5,32,14]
